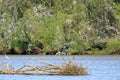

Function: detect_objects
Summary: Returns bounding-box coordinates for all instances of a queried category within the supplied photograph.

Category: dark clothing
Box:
[61,45,67,55]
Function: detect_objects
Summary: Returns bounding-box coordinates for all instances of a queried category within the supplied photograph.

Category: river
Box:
[0,55,120,80]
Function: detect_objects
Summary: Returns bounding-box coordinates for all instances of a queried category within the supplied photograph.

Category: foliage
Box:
[0,0,120,54]
[11,39,29,50]
[105,38,120,51]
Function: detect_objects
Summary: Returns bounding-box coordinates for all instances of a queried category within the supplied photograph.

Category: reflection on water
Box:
[0,55,120,80]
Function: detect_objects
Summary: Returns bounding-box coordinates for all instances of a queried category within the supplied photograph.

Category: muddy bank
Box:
[0,48,120,55]
[0,41,120,55]
[1,48,120,55]
[71,50,120,55]
[0,47,43,55]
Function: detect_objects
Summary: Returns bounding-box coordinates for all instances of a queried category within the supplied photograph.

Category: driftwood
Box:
[0,58,88,75]
[30,58,64,70]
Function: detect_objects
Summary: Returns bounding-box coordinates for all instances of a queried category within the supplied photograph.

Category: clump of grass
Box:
[58,61,88,75]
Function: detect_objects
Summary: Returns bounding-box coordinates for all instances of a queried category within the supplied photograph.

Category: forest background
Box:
[0,0,120,55]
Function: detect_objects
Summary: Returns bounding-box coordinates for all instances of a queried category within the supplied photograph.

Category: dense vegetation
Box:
[0,0,120,55]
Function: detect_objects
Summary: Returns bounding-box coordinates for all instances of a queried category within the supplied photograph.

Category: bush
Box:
[105,38,120,51]
[11,40,29,50]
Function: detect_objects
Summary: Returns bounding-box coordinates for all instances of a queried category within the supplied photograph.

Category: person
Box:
[61,45,67,55]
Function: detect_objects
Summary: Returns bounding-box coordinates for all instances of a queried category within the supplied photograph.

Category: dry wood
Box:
[0,58,88,75]
[30,58,64,70]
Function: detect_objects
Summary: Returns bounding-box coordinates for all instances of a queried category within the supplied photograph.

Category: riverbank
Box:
[0,48,120,55]
[0,1,120,57]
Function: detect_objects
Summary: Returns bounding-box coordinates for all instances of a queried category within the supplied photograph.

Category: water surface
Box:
[0,55,120,80]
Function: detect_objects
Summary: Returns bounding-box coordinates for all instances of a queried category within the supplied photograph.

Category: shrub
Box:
[10,39,29,50]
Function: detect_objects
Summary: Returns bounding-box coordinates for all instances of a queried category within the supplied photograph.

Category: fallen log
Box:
[0,58,88,75]
[30,58,64,70]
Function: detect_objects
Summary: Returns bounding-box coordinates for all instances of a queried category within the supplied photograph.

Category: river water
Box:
[0,55,120,80]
